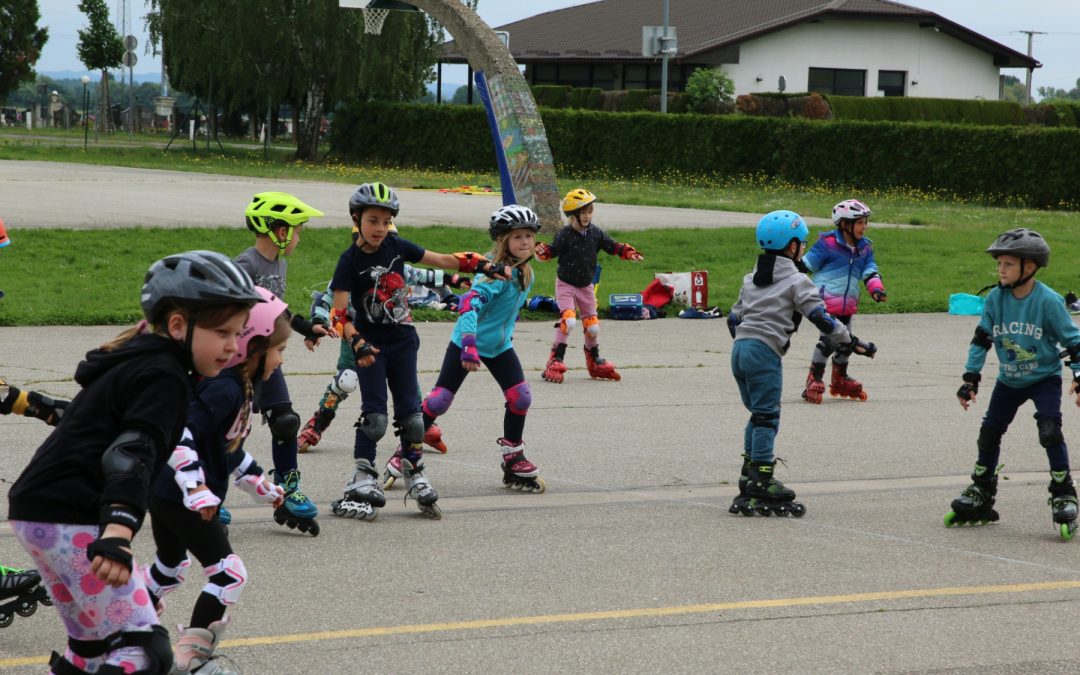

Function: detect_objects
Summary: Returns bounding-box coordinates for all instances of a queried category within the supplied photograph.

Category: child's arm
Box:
[420,250,512,281]
[802,238,825,273]
[535,229,566,261]
[958,303,995,410]
[230,451,285,508]
[0,377,68,425]
[455,282,502,371]
[862,249,887,302]
[1046,295,1080,406]
[405,264,471,291]
[597,228,643,261]
[329,289,379,368]
[166,428,221,521]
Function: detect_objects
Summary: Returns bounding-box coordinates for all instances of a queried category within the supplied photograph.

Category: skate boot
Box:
[271,469,320,536]
[829,362,867,400]
[298,408,333,454]
[542,343,568,383]
[1048,470,1079,541]
[424,423,448,454]
[402,456,442,519]
[728,454,753,515]
[584,346,621,381]
[498,438,546,493]
[802,363,826,404]
[0,565,51,628]
[171,617,236,674]
[331,458,385,520]
[744,459,805,517]
[382,446,404,490]
[945,463,1001,527]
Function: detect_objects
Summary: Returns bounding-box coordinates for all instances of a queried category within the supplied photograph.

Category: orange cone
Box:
[0,217,9,248]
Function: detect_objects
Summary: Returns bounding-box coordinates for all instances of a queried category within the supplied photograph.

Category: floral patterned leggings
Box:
[11,520,160,673]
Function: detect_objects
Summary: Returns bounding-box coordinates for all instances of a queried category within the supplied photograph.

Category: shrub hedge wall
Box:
[825,96,1026,125]
[329,101,1080,208]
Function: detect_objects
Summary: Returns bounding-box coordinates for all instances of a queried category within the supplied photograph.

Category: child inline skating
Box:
[535,188,644,383]
[727,211,875,517]
[385,205,546,494]
[951,228,1080,540]
[145,287,290,673]
[801,199,887,403]
[326,182,510,521]
[235,191,334,536]
[7,250,262,674]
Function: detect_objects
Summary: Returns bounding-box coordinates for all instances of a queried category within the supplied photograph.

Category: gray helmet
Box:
[986,228,1050,268]
[141,250,263,322]
[348,182,400,217]
[489,204,540,240]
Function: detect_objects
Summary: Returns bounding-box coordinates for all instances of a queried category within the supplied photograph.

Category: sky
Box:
[35,0,1080,95]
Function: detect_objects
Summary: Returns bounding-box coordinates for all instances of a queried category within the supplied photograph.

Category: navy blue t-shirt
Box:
[330,237,426,343]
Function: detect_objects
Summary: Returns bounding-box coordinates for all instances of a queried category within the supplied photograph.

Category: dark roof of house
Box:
[440,0,1038,69]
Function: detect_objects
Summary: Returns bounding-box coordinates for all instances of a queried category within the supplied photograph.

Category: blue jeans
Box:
[731,338,783,462]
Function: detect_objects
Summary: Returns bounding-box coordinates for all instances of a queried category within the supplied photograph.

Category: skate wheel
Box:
[856,391,868,401]
[298,443,310,454]
[531,477,547,494]
[15,601,37,618]
[0,612,12,629]
[789,503,806,517]
[1061,522,1076,542]
[944,511,958,527]
[40,594,52,607]
[755,504,772,517]
[739,504,754,517]
[383,475,397,491]
[422,503,443,520]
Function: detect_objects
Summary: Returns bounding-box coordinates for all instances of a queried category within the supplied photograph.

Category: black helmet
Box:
[141,250,263,323]
[348,182,400,217]
[489,204,540,241]
[986,228,1050,268]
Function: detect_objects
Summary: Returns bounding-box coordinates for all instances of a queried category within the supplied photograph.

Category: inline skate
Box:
[728,454,752,515]
[331,459,385,520]
[542,343,568,383]
[944,463,1001,527]
[829,362,867,401]
[172,617,234,674]
[801,363,826,404]
[584,346,621,381]
[741,459,805,517]
[499,438,546,493]
[271,469,320,536]
[0,565,51,628]
[401,457,441,519]
[297,407,334,453]
[1048,470,1078,541]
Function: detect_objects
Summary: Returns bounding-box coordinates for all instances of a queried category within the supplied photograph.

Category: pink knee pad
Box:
[423,386,455,418]
[504,382,532,416]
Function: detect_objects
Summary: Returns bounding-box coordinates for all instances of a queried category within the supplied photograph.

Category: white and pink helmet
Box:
[831,199,872,225]
[224,287,288,369]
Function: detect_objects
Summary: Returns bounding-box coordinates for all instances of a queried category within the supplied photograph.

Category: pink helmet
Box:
[224,287,288,369]
[831,199,872,225]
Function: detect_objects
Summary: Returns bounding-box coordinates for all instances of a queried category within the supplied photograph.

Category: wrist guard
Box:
[837,336,877,359]
[289,312,320,341]
[461,334,480,364]
[534,242,553,261]
[99,503,144,533]
[453,252,490,274]
[351,335,376,360]
[86,537,134,571]
[614,243,640,260]
[957,372,980,401]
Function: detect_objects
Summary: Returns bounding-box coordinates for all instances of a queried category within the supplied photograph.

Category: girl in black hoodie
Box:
[7,251,262,675]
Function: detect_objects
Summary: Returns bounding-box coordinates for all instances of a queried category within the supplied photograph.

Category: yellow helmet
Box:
[561,188,597,214]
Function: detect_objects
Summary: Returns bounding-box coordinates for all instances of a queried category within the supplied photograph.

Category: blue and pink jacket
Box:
[802,230,884,317]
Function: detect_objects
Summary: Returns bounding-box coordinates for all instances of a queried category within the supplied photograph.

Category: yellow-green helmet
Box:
[245,192,324,251]
[561,188,597,215]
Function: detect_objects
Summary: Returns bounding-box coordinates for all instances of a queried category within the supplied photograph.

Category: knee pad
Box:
[559,309,577,335]
[749,411,779,430]
[264,405,300,443]
[977,426,1004,453]
[582,315,599,338]
[331,368,359,396]
[396,412,425,445]
[49,636,111,674]
[97,625,173,675]
[140,555,190,600]
[422,386,455,418]
[202,554,248,606]
[504,381,532,416]
[356,411,388,442]
[815,340,835,358]
[1038,417,1065,448]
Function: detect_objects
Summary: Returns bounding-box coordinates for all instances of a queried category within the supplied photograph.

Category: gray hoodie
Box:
[731,254,850,357]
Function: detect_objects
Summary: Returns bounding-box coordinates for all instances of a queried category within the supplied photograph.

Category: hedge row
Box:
[329,101,1080,209]
[825,95,1025,125]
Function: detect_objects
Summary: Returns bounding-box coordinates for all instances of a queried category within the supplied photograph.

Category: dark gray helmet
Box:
[489,204,540,240]
[141,250,264,322]
[348,182,400,217]
[986,228,1050,268]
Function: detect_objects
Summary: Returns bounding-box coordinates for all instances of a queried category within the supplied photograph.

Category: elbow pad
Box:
[100,430,155,531]
[971,326,993,350]
[806,307,837,334]
[726,311,740,339]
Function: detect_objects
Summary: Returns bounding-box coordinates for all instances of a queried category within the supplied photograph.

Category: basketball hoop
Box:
[362,6,390,34]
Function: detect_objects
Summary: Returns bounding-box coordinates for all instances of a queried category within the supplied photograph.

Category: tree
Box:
[0,0,49,104]
[1037,77,1080,102]
[451,84,474,104]
[77,0,124,132]
[684,67,734,112]
[1001,74,1026,103]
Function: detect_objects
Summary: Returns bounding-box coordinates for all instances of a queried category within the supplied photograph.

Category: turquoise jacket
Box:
[451,267,534,358]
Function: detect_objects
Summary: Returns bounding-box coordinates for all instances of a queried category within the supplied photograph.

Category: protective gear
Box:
[489,204,541,240]
[168,441,206,492]
[957,372,981,401]
[356,411,388,442]
[396,412,425,446]
[264,404,300,444]
[348,182,400,217]
[453,252,494,275]
[245,191,323,252]
[202,555,247,606]
[971,326,993,350]
[504,382,532,415]
[986,228,1050,268]
[613,243,641,260]
[171,618,231,675]
[755,210,808,251]
[831,199,872,225]
[1037,416,1065,448]
[234,472,284,504]
[351,335,377,363]
[749,411,779,430]
[727,310,740,338]
[582,315,600,338]
[559,309,577,335]
[423,387,455,418]
[85,537,133,572]
[806,306,838,335]
[976,425,1002,456]
[141,250,262,324]
[332,368,359,395]
[835,336,877,359]
[534,242,553,260]
[461,334,480,365]
[223,288,288,369]
[101,430,154,529]
[561,188,597,214]
[140,556,191,609]
[330,307,351,334]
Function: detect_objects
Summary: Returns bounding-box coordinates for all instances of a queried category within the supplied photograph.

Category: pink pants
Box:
[553,278,599,348]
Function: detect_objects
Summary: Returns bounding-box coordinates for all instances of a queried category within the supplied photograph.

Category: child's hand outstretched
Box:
[615,243,643,261]
[305,322,337,351]
[957,372,980,410]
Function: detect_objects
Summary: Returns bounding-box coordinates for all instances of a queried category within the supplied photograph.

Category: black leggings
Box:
[425,344,527,442]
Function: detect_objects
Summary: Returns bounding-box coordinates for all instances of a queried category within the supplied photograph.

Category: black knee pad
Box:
[50,637,110,674]
[749,412,779,430]
[815,340,834,358]
[977,426,1003,453]
[265,404,300,443]
[356,411,388,442]
[1037,417,1064,448]
[394,412,425,445]
[89,625,173,675]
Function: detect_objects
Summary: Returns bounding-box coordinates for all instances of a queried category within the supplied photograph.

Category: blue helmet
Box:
[756,210,808,251]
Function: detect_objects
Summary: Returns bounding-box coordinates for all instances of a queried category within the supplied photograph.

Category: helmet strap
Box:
[269,223,295,253]
[1007,257,1037,289]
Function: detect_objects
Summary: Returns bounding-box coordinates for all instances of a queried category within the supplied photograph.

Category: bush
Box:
[531,85,572,108]
[826,96,1025,125]
[683,68,735,112]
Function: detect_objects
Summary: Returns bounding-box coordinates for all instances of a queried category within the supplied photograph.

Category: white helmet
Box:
[831,199,872,225]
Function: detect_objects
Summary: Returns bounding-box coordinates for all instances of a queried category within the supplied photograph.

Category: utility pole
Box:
[1018,30,1045,104]
[660,0,670,113]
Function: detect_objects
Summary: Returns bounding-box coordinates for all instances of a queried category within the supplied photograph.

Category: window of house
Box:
[533,63,558,85]
[592,65,616,90]
[877,70,906,97]
[560,64,591,87]
[808,67,866,96]
[625,65,648,89]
